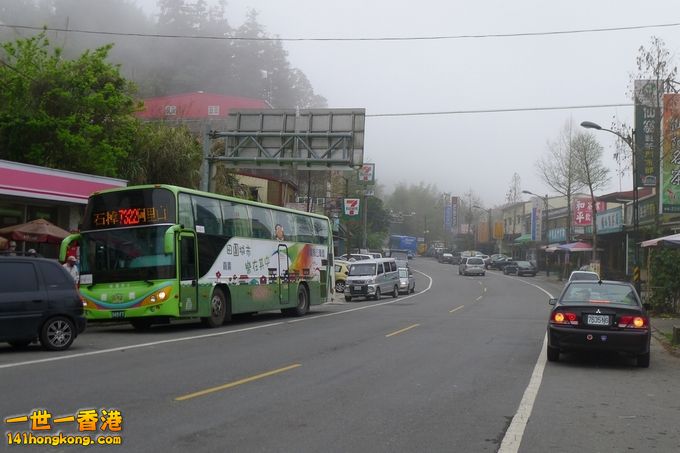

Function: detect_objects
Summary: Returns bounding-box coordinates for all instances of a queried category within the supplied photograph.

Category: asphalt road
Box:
[2,258,679,452]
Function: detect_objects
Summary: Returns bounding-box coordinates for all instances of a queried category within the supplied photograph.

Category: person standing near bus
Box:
[63,255,80,283]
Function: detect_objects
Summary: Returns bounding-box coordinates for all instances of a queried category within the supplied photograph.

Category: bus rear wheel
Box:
[283,285,309,317]
[202,288,227,328]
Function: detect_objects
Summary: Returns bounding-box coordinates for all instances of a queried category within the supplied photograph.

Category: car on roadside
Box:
[345,258,400,302]
[334,260,350,292]
[0,256,87,351]
[487,254,510,269]
[397,267,416,294]
[546,280,650,367]
[338,253,373,262]
[458,256,486,276]
[503,260,537,276]
[568,270,600,282]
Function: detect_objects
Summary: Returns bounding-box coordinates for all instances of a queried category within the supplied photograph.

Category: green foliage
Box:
[122,122,203,188]
[0,33,139,176]
[648,247,680,313]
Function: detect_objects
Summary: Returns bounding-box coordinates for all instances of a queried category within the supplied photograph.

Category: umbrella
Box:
[0,219,71,244]
[640,233,680,248]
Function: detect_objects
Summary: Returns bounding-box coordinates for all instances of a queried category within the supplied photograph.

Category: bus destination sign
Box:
[92,206,170,228]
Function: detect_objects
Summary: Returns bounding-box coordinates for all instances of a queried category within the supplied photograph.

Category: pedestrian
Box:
[63,255,80,283]
[27,248,41,257]
[7,241,17,256]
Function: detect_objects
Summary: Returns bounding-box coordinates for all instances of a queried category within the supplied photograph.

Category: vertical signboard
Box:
[358,163,375,184]
[451,196,458,234]
[573,198,606,226]
[662,93,680,213]
[444,199,452,233]
[634,80,661,188]
[342,198,360,221]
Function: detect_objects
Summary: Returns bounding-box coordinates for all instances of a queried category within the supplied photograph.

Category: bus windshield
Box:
[80,225,176,283]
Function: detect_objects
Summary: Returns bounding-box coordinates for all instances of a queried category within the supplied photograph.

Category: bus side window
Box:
[249,205,274,239]
[273,211,296,242]
[194,196,222,235]
[222,201,251,238]
[294,214,315,243]
[313,218,329,245]
[178,193,194,229]
[180,237,196,280]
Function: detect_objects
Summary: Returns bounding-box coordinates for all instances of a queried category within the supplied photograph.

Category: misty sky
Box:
[138,0,680,207]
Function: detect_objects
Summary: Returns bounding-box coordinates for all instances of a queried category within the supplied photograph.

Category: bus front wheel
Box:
[202,288,227,328]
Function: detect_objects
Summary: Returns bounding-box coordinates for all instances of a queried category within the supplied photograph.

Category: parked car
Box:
[0,256,87,351]
[503,260,537,276]
[397,268,416,294]
[345,258,400,301]
[487,254,510,269]
[547,280,650,367]
[458,256,486,276]
[334,260,350,292]
[569,270,600,282]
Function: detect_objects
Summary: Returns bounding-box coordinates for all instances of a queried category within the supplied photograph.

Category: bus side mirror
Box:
[164,225,182,254]
[59,233,82,262]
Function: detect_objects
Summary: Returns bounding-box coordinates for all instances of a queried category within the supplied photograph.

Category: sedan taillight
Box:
[551,311,578,326]
[618,315,648,329]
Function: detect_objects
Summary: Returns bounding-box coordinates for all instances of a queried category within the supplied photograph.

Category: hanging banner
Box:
[662,93,680,213]
[573,198,606,226]
[451,196,458,233]
[634,80,661,188]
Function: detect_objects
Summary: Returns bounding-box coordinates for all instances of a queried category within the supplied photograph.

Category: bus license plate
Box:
[111,311,126,319]
[586,314,609,326]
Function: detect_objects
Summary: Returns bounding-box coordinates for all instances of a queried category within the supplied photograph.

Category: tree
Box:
[505,173,522,204]
[122,122,203,187]
[572,131,610,262]
[537,121,584,245]
[0,32,139,176]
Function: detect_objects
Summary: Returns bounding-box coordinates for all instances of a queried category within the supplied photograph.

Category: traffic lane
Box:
[522,336,680,452]
[0,268,551,452]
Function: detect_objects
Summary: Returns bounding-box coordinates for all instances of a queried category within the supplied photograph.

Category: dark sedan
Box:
[503,260,536,276]
[547,280,651,367]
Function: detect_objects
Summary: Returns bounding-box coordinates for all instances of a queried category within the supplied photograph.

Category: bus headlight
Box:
[158,291,167,300]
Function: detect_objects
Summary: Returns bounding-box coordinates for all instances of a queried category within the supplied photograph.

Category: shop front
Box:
[0,160,126,257]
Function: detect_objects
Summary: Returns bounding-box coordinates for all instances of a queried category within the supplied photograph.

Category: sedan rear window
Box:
[467,258,484,265]
[349,263,377,276]
[562,283,639,306]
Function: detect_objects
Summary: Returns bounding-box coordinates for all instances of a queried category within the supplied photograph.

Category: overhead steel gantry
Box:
[202,108,365,191]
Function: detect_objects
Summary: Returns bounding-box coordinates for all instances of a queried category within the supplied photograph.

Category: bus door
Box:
[277,244,291,305]
[178,233,199,314]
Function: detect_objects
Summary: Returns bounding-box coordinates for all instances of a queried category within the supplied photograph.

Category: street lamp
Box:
[521,190,550,277]
[580,121,639,292]
[472,205,493,253]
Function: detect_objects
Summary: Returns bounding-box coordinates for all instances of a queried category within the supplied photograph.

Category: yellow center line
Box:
[386,323,420,338]
[449,305,464,313]
[175,363,301,401]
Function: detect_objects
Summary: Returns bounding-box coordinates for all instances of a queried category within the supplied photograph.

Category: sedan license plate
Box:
[111,311,126,319]
[586,314,610,326]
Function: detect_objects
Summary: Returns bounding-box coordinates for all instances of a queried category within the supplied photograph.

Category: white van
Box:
[344,258,400,301]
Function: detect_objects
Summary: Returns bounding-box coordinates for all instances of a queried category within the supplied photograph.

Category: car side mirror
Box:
[344,271,349,275]
[549,298,557,306]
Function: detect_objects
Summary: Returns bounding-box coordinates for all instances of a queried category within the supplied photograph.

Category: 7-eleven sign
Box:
[344,198,360,216]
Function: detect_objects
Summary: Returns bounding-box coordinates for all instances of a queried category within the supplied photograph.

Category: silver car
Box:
[398,268,415,294]
[459,256,486,276]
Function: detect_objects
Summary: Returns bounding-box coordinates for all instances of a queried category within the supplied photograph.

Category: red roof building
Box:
[136,92,269,120]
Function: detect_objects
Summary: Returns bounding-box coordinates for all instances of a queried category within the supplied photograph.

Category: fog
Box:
[3,0,679,206]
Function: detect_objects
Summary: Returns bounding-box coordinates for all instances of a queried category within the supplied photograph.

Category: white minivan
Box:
[344,258,400,301]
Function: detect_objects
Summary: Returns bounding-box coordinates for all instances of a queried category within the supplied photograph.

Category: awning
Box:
[558,241,593,252]
[641,233,680,248]
[514,234,533,243]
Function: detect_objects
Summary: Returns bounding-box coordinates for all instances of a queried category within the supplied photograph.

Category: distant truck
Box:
[389,235,418,258]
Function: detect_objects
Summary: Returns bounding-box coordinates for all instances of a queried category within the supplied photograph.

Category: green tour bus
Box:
[60,184,334,329]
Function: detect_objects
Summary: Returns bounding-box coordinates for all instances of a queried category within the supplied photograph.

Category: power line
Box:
[1,21,679,42]
[366,103,633,117]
